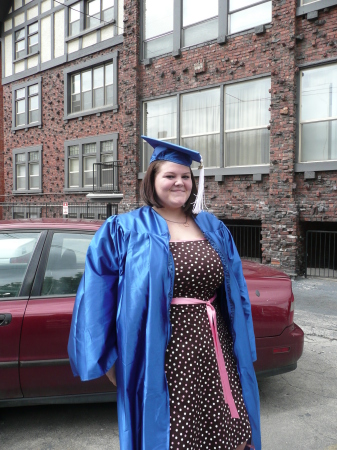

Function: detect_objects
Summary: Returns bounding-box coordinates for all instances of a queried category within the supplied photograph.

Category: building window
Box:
[299,64,337,163]
[225,78,271,166]
[64,133,118,191]
[142,0,272,59]
[12,77,42,131]
[142,77,271,171]
[86,0,114,29]
[13,145,42,194]
[69,2,81,36]
[68,0,115,36]
[64,52,118,120]
[228,1,272,35]
[14,21,38,60]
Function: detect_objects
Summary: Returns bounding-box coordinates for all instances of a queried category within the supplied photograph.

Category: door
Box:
[19,230,114,398]
[0,230,44,399]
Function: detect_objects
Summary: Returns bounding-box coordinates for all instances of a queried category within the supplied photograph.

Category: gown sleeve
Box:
[68,216,121,381]
[221,224,257,362]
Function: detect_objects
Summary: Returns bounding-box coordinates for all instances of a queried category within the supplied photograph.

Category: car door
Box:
[19,229,114,398]
[0,230,46,400]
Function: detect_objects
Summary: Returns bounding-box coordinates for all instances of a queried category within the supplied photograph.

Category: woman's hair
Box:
[140,160,198,216]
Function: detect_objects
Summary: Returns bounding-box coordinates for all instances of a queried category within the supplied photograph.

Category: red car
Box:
[0,219,304,407]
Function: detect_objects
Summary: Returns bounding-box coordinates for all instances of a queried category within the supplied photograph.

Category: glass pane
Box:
[182,133,220,168]
[301,65,337,122]
[69,145,79,156]
[105,84,113,105]
[144,0,173,39]
[28,84,38,96]
[29,34,38,53]
[71,93,81,112]
[183,17,218,48]
[229,0,262,11]
[16,111,25,126]
[15,28,25,40]
[82,91,92,110]
[87,0,100,28]
[29,95,38,111]
[16,88,25,99]
[29,151,39,161]
[105,63,113,85]
[94,87,104,107]
[17,176,26,190]
[225,78,271,130]
[144,33,173,59]
[225,128,270,166]
[181,88,220,136]
[84,156,96,169]
[28,22,38,34]
[17,98,25,114]
[29,109,39,123]
[82,70,92,92]
[29,163,39,175]
[16,40,25,58]
[229,2,272,34]
[17,164,26,176]
[69,172,79,187]
[16,153,26,162]
[102,0,114,9]
[69,20,80,36]
[93,66,104,88]
[301,120,337,162]
[0,232,40,298]
[41,233,93,296]
[72,74,80,94]
[83,156,96,186]
[102,6,114,22]
[183,0,218,27]
[101,140,113,152]
[69,158,79,171]
[69,2,80,22]
[83,143,96,154]
[102,153,114,162]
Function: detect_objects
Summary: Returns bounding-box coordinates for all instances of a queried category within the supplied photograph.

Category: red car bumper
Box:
[254,322,304,378]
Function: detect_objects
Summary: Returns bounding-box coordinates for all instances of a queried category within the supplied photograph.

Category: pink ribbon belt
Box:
[171,295,240,419]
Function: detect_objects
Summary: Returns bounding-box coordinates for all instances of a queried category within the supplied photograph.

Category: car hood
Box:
[242,260,293,338]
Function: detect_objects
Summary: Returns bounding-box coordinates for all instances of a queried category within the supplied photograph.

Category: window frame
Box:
[295,62,337,172]
[12,77,42,131]
[64,132,118,192]
[12,145,43,194]
[140,75,271,177]
[141,0,272,61]
[13,20,39,63]
[66,0,117,39]
[296,0,337,16]
[63,52,118,121]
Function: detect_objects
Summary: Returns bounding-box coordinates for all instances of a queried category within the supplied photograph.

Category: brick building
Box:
[1,0,337,276]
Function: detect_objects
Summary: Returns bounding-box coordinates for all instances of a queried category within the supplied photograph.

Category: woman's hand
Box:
[106,365,117,386]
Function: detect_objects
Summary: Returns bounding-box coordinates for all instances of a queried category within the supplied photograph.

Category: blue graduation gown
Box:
[68,206,261,450]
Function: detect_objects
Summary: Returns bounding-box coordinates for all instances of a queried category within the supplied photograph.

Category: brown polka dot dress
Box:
[165,239,252,450]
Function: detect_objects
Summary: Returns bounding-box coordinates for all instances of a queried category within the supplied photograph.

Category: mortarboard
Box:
[141,135,205,214]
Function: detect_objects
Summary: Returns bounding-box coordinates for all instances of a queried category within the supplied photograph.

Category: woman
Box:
[68,136,261,450]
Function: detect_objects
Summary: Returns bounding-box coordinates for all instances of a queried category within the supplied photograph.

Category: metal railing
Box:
[92,161,122,193]
[226,223,262,262]
[0,202,118,220]
[306,230,337,278]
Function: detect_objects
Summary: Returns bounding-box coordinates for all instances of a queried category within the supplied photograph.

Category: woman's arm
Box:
[106,365,117,386]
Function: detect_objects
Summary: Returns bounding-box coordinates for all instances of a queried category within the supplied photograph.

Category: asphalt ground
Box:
[0,277,336,450]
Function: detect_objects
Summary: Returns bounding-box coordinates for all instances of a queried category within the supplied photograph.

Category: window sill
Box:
[12,190,42,195]
[138,165,270,180]
[13,51,39,64]
[64,105,118,121]
[296,0,337,15]
[66,20,116,42]
[12,122,42,132]
[295,161,337,172]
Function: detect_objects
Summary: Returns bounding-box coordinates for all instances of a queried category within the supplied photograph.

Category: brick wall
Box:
[0,48,4,219]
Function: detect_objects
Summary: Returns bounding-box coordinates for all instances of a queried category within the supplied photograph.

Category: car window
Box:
[41,232,93,296]
[0,232,41,298]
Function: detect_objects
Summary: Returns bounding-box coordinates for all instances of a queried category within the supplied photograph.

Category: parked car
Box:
[0,219,304,407]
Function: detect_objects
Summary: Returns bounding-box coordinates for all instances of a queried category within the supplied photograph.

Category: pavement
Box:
[260,276,337,450]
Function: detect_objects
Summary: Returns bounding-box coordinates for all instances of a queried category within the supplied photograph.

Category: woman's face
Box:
[154,161,192,211]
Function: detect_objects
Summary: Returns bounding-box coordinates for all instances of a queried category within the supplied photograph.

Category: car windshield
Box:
[0,232,41,298]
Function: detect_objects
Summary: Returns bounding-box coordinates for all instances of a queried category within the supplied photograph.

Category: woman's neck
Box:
[152,207,186,222]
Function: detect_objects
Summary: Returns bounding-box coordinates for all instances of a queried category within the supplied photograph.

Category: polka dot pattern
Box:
[165,239,252,450]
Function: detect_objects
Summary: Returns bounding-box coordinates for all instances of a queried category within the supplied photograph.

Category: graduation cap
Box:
[141,135,205,214]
